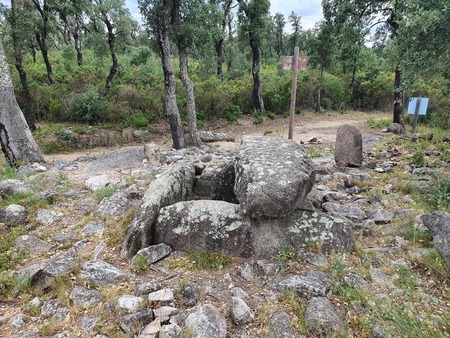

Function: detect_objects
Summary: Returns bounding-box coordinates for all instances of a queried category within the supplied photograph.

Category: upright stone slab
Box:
[334,124,363,167]
[234,136,315,219]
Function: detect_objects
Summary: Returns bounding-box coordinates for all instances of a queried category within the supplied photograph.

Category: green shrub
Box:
[224,103,242,123]
[128,111,149,128]
[420,174,450,212]
[322,97,332,110]
[187,251,233,271]
[95,187,117,201]
[411,150,426,166]
[69,87,106,125]
[267,111,276,120]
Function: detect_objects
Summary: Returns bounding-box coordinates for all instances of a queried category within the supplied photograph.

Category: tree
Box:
[0,37,44,166]
[237,0,270,114]
[210,0,233,79]
[139,0,185,149]
[273,12,285,57]
[9,0,36,130]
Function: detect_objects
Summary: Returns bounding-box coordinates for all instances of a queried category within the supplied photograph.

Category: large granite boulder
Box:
[334,124,363,167]
[121,163,195,257]
[421,212,450,265]
[154,202,354,257]
[234,136,315,219]
[211,161,238,204]
[87,146,145,174]
[154,200,253,257]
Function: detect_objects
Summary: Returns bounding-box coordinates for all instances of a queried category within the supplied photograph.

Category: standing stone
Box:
[304,297,347,337]
[144,143,160,166]
[334,124,363,167]
[234,136,315,219]
[185,304,227,338]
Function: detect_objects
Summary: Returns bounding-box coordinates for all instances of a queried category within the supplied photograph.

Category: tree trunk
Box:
[250,41,265,113]
[0,39,44,166]
[393,64,403,125]
[157,0,185,149]
[74,16,83,66]
[11,0,36,131]
[34,0,56,84]
[100,18,118,97]
[215,39,224,79]
[316,65,324,112]
[179,47,202,146]
[350,56,358,106]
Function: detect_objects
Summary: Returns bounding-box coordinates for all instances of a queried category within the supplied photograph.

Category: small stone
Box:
[134,282,162,297]
[10,313,25,328]
[305,297,347,337]
[36,208,64,225]
[159,323,182,338]
[82,221,106,237]
[117,310,154,334]
[117,295,144,314]
[268,310,296,338]
[231,297,254,325]
[70,286,103,308]
[179,283,200,307]
[185,304,227,338]
[132,244,172,265]
[153,307,179,322]
[148,289,174,305]
[85,175,110,191]
[272,271,332,299]
[139,317,161,338]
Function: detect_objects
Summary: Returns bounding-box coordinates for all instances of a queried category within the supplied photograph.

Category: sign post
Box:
[282,48,307,140]
[407,97,429,133]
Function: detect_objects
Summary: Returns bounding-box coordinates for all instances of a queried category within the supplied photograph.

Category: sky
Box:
[0,0,324,30]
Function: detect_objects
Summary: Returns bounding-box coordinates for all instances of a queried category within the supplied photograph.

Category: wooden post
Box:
[412,97,421,133]
[288,47,299,140]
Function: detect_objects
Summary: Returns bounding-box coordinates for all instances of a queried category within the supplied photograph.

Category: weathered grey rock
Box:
[367,208,394,224]
[10,313,25,328]
[148,289,174,305]
[153,306,179,321]
[87,146,145,174]
[80,315,99,334]
[421,212,450,265]
[82,221,106,237]
[10,333,41,338]
[198,131,234,142]
[255,260,284,276]
[41,299,69,321]
[305,297,347,337]
[193,167,216,197]
[139,317,161,338]
[134,282,162,297]
[53,230,78,244]
[122,163,195,257]
[78,197,98,212]
[131,243,172,265]
[369,268,395,288]
[85,175,110,191]
[70,286,103,308]
[211,161,238,204]
[231,297,254,325]
[268,310,296,338]
[93,192,133,217]
[15,235,52,254]
[234,136,315,219]
[36,208,64,225]
[117,310,154,334]
[51,334,69,338]
[0,179,36,195]
[80,260,129,285]
[335,124,363,167]
[252,210,355,255]
[272,271,332,299]
[344,273,368,289]
[28,251,79,288]
[179,283,200,307]
[144,143,160,166]
[322,202,366,222]
[117,295,144,314]
[154,200,253,257]
[0,204,27,225]
[185,304,227,338]
[385,123,406,135]
[298,251,329,268]
[159,324,182,338]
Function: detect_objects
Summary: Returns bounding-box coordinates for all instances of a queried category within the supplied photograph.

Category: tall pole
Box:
[288,47,299,140]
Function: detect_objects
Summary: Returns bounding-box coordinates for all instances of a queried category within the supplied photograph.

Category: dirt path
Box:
[43,111,390,163]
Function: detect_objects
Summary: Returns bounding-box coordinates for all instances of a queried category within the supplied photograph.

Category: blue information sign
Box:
[407,98,429,115]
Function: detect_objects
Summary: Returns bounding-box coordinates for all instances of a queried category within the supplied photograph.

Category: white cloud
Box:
[270,0,323,30]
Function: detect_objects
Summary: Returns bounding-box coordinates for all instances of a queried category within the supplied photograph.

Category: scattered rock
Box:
[36,208,64,225]
[70,286,103,308]
[334,124,363,167]
[117,309,154,334]
[134,282,162,297]
[0,179,36,195]
[421,212,450,265]
[82,221,106,237]
[85,175,110,191]
[131,243,172,265]
[15,235,52,254]
[231,297,254,325]
[93,191,133,217]
[153,306,179,321]
[159,323,182,338]
[0,204,27,225]
[117,295,144,314]
[198,131,234,142]
[385,123,406,135]
[305,297,347,337]
[139,317,161,338]
[87,146,145,174]
[185,304,227,338]
[80,260,129,285]
[322,202,366,222]
[268,310,296,338]
[148,289,174,306]
[272,271,332,299]
[179,284,201,307]
[144,143,161,166]
[10,313,25,328]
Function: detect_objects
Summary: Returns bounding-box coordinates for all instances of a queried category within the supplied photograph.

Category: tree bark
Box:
[0,39,44,166]
[11,0,36,131]
[316,64,324,112]
[74,16,83,66]
[100,16,118,97]
[33,0,56,84]
[157,0,185,149]
[179,47,202,146]
[393,64,403,125]
[250,41,265,113]
[215,39,224,79]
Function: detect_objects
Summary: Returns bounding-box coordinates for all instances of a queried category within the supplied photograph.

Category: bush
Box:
[127,111,149,128]
[69,87,107,125]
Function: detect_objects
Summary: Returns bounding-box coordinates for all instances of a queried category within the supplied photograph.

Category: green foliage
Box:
[95,187,117,201]
[418,174,450,212]
[127,111,149,128]
[69,87,107,125]
[186,251,233,271]
[133,254,151,271]
[367,118,391,129]
[411,150,426,166]
[224,103,242,123]
[252,110,264,125]
[0,226,28,272]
